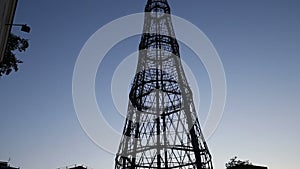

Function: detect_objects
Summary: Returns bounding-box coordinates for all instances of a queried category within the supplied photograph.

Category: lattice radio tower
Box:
[115,0,213,168]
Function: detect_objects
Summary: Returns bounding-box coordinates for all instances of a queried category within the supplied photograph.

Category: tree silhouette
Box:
[226,156,252,168]
[0,33,29,76]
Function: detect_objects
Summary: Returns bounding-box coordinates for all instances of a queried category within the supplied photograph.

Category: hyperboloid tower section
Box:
[115,0,213,168]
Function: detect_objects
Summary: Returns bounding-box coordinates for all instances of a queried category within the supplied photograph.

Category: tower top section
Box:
[145,0,171,14]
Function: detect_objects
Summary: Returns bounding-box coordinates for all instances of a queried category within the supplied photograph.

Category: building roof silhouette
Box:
[68,166,87,169]
[228,164,268,169]
[0,161,19,169]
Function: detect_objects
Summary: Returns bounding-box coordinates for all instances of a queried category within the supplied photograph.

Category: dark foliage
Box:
[226,156,252,169]
[0,33,29,76]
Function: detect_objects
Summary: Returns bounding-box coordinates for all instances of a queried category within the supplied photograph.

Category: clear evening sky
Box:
[0,0,299,169]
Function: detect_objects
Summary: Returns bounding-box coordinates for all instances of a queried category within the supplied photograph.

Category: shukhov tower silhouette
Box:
[115,0,213,168]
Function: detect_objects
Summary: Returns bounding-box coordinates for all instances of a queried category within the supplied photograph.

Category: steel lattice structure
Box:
[115,0,213,168]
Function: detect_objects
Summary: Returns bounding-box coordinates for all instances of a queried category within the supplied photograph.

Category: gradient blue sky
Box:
[1,0,299,169]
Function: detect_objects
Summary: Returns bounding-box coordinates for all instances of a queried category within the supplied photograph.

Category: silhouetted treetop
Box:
[0,33,29,77]
[226,156,252,169]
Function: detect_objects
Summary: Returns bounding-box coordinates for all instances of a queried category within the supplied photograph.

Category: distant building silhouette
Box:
[0,161,19,169]
[225,157,268,169]
[68,166,87,169]
[58,164,91,169]
[228,165,268,169]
